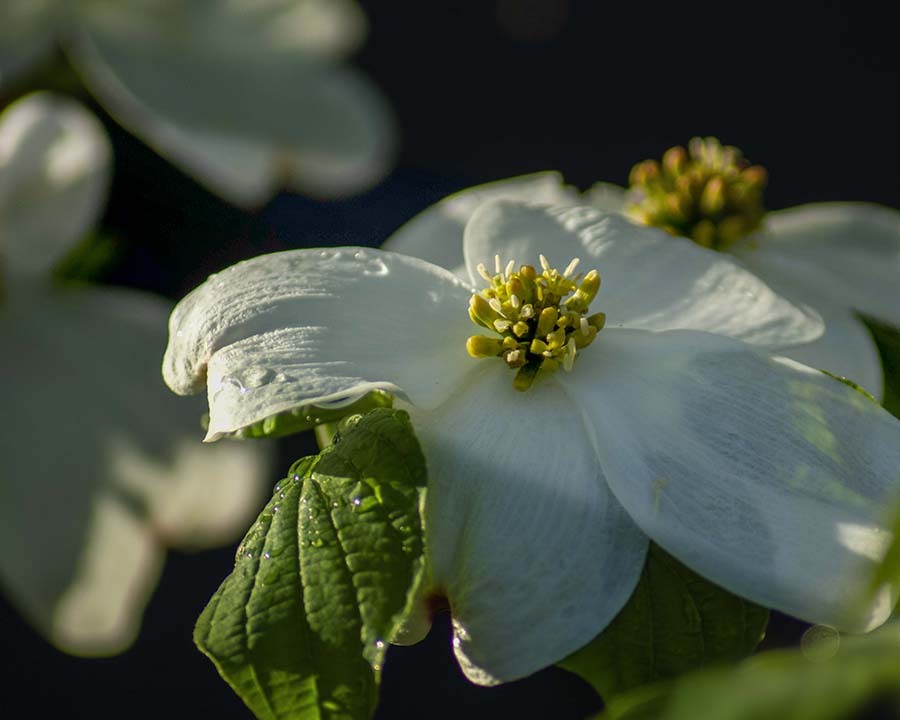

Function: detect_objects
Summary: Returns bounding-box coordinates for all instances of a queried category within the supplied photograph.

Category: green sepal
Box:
[559,544,768,701]
[859,314,900,418]
[194,408,426,720]
[221,391,394,439]
[602,622,900,720]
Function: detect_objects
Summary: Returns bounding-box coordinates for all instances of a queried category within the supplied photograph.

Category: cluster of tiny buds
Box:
[467,254,606,391]
[625,136,768,251]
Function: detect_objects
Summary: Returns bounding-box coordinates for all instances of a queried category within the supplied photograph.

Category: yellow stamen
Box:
[465,256,606,390]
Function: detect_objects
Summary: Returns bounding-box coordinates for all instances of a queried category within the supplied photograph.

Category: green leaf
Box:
[226,391,394,439]
[865,500,900,609]
[603,621,900,720]
[194,408,426,720]
[860,314,900,419]
[559,544,768,700]
[52,231,122,285]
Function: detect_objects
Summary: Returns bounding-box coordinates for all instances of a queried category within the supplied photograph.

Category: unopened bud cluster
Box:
[467,255,606,391]
[625,137,767,251]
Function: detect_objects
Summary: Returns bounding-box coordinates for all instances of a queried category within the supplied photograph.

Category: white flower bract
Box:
[0,92,272,656]
[0,0,394,207]
[384,173,900,399]
[164,197,900,686]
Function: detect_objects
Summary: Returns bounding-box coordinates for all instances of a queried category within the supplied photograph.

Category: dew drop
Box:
[246,551,253,559]
[220,376,246,394]
[362,257,389,276]
[263,552,271,560]
[272,505,278,514]
[274,484,281,493]
[352,498,361,507]
[375,640,385,650]
[244,366,275,388]
[292,474,301,482]
[279,492,285,500]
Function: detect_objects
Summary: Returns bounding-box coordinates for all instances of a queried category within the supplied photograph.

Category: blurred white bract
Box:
[0,0,395,207]
[0,92,272,656]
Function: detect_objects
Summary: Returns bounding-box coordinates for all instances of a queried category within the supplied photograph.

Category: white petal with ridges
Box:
[583,181,626,211]
[163,248,475,439]
[464,201,824,348]
[407,363,648,685]
[734,203,900,328]
[0,284,270,655]
[383,172,578,271]
[566,328,900,632]
[0,92,111,277]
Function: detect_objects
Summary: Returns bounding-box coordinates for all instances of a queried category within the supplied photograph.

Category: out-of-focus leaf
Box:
[559,544,768,700]
[861,314,900,418]
[603,622,900,720]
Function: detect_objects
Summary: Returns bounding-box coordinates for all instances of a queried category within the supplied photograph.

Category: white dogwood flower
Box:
[385,147,900,400]
[0,92,271,656]
[0,0,394,207]
[164,198,900,686]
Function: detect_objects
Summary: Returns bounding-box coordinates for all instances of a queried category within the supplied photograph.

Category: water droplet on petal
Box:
[244,366,275,388]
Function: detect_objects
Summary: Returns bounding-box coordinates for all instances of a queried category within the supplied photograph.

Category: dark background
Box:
[4,1,900,718]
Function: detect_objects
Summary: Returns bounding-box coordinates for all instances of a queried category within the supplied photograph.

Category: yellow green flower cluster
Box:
[626,136,768,250]
[467,255,606,390]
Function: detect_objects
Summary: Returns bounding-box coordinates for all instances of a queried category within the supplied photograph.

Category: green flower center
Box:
[625,136,768,251]
[467,255,606,391]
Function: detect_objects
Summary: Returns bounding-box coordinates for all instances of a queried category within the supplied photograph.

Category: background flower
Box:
[0,92,272,656]
[0,0,395,207]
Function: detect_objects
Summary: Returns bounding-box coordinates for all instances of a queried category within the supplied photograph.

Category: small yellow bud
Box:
[662,146,688,176]
[469,294,501,328]
[587,312,606,330]
[629,159,660,187]
[466,335,503,358]
[536,306,558,337]
[530,338,549,355]
[700,176,726,216]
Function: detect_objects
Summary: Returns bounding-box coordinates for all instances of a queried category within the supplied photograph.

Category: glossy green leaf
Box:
[603,622,900,720]
[194,408,426,720]
[226,391,394,439]
[559,544,768,700]
[861,315,900,418]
